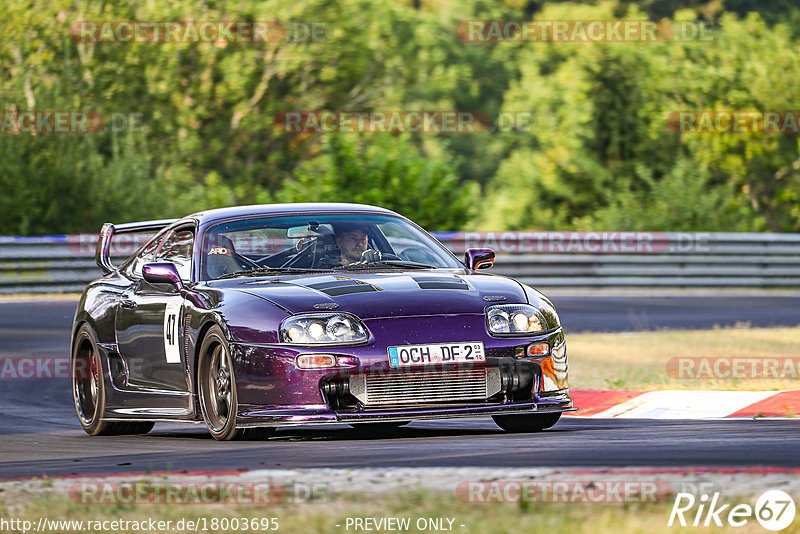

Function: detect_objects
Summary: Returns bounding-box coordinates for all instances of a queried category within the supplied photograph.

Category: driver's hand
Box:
[359,249,382,264]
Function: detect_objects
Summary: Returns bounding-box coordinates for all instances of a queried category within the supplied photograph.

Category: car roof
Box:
[186,203,402,226]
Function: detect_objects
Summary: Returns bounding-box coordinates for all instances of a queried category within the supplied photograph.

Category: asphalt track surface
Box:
[1,295,798,478]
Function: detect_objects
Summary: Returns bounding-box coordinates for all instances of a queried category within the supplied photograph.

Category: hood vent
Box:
[413,276,471,290]
[303,277,381,296]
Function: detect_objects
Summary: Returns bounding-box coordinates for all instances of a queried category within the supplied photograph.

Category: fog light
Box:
[527,343,550,357]
[296,354,337,369]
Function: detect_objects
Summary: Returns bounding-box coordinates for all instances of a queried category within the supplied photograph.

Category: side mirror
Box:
[465,248,495,270]
[143,262,185,291]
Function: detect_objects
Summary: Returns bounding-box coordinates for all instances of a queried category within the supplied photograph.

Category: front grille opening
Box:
[349,367,498,407]
[324,361,538,410]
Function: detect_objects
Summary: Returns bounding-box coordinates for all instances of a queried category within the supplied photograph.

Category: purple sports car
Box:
[71,203,573,440]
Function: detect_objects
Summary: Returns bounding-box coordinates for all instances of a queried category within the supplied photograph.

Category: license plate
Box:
[387,342,485,367]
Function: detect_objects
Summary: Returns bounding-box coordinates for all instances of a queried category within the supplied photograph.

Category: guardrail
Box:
[1,231,799,294]
[434,231,800,288]
[0,234,144,294]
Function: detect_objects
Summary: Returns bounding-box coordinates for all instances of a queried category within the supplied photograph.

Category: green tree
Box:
[277,134,477,230]
[479,4,800,231]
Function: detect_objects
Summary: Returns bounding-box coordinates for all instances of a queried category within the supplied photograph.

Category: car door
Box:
[116,227,194,393]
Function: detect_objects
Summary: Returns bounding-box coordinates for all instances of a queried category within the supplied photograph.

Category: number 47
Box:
[166,314,177,345]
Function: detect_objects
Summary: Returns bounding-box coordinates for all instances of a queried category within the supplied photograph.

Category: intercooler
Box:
[348,367,502,406]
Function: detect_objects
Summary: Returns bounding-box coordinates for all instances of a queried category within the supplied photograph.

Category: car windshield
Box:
[201,214,461,280]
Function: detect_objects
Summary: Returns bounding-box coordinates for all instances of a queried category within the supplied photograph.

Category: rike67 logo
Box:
[668,490,796,531]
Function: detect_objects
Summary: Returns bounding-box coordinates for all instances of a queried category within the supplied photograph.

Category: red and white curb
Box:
[568,389,800,418]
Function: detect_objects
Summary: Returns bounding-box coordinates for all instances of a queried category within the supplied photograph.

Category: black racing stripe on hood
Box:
[413,276,471,290]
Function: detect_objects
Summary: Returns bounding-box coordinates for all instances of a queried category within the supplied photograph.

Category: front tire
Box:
[492,412,561,433]
[198,326,274,441]
[72,324,154,436]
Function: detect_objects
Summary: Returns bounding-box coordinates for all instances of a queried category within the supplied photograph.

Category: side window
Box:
[155,229,194,282]
[130,235,163,278]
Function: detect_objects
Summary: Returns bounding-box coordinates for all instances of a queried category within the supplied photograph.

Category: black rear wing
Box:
[95,219,178,273]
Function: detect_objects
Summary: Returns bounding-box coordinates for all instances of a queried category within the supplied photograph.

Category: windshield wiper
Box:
[333,260,433,270]
[215,267,321,280]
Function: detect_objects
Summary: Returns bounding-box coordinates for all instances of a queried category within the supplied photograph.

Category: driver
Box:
[319,223,382,267]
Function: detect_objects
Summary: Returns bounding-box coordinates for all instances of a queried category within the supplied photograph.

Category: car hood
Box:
[211,270,545,320]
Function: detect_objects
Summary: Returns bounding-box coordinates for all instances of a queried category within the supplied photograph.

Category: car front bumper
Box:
[229,315,572,427]
[236,391,575,427]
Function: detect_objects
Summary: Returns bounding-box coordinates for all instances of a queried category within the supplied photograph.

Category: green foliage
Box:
[276,135,477,230]
[0,131,163,234]
[0,0,799,234]
[573,158,755,231]
[479,3,800,232]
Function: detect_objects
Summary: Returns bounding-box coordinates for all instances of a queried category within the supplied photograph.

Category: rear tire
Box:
[72,324,154,436]
[492,412,561,433]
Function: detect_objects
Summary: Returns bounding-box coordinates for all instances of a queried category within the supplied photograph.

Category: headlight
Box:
[486,304,546,336]
[280,313,368,345]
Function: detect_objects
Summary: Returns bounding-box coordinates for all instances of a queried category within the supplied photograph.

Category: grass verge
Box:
[0,489,788,534]
[567,326,800,391]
